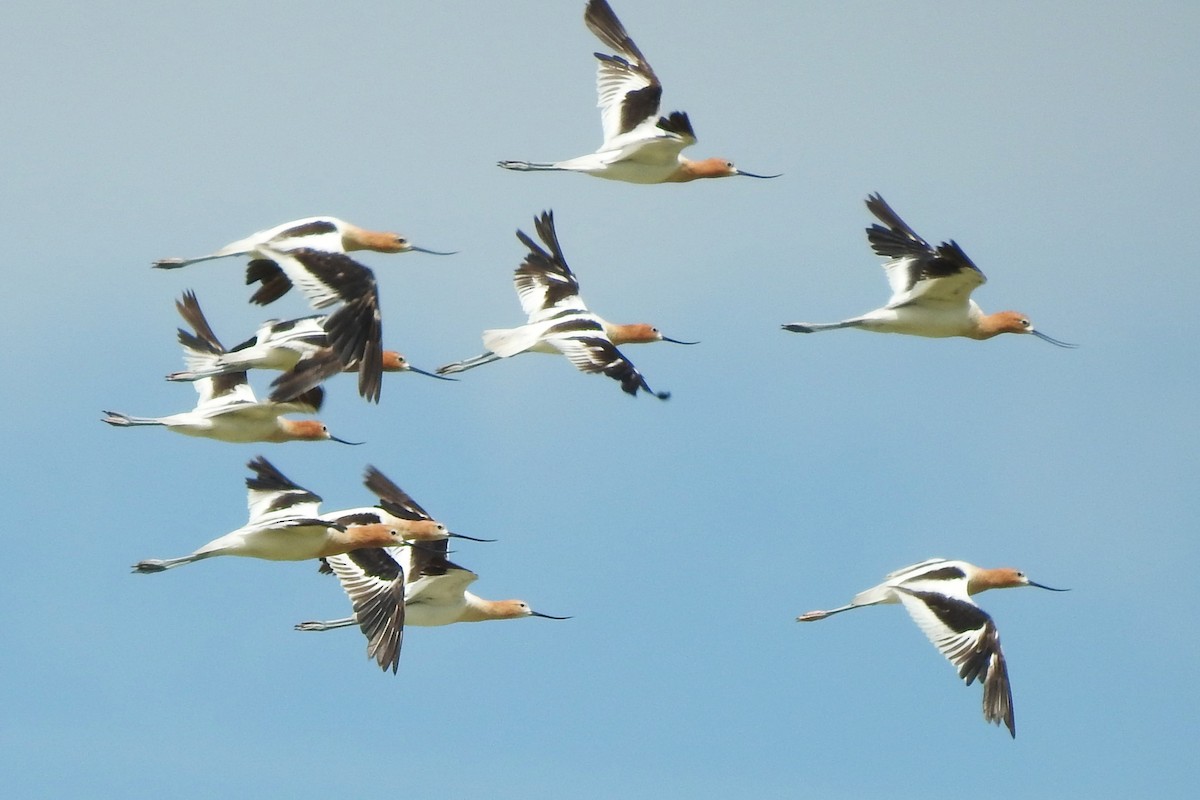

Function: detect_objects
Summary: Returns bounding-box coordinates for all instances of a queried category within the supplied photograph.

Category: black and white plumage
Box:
[863,192,988,307]
[250,246,385,403]
[319,465,491,546]
[796,558,1068,738]
[152,216,452,271]
[102,292,352,444]
[783,194,1077,346]
[497,0,777,183]
[128,457,360,574]
[437,210,691,399]
[306,540,458,673]
[298,538,568,674]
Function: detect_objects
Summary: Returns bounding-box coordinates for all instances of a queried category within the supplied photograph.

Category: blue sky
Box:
[2,1,1197,797]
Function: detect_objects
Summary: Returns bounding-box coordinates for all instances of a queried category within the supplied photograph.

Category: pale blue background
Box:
[2,1,1197,797]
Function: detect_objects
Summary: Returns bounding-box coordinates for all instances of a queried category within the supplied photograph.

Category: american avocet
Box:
[131,457,406,573]
[152,216,454,270]
[295,538,569,673]
[783,194,1077,346]
[245,244,390,402]
[321,465,494,544]
[102,293,361,444]
[498,0,778,184]
[796,558,1068,737]
[165,307,451,402]
[437,210,695,398]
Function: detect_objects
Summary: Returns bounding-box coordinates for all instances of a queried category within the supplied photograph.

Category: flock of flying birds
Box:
[104,0,1075,737]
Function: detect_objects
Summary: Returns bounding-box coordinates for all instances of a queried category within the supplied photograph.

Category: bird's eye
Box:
[725,161,734,168]
[397,238,408,245]
[1021,319,1031,328]
[652,327,660,333]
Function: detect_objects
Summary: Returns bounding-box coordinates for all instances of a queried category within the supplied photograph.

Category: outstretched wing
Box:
[513,211,585,321]
[896,587,1015,737]
[363,466,434,522]
[254,246,384,403]
[544,317,667,399]
[174,291,257,407]
[865,193,986,308]
[585,0,664,145]
[324,547,407,673]
[244,456,325,523]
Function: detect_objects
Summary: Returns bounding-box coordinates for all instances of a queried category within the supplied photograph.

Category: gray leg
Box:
[294,617,357,632]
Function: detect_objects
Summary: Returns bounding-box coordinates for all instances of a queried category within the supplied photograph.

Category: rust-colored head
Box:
[977,310,1035,339]
[381,351,411,372]
[342,226,412,254]
[486,600,572,621]
[969,567,1029,593]
[970,567,1069,594]
[607,322,700,346]
[395,518,450,542]
[346,524,406,549]
[609,322,664,345]
[278,419,363,445]
[278,419,332,442]
[674,157,781,182]
[977,311,1077,347]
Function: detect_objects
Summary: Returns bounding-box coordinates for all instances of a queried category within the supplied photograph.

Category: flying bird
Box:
[102,292,360,444]
[130,457,405,573]
[796,558,1068,737]
[783,193,1076,346]
[152,216,454,270]
[245,245,390,402]
[437,210,695,398]
[296,538,569,673]
[319,465,495,545]
[165,310,451,403]
[498,0,778,184]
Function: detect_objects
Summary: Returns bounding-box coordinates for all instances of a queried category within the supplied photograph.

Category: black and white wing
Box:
[244,456,327,525]
[363,465,433,522]
[895,586,1016,737]
[174,291,257,408]
[513,211,585,322]
[323,547,407,673]
[544,318,668,399]
[585,0,665,146]
[865,193,986,308]
[253,246,384,403]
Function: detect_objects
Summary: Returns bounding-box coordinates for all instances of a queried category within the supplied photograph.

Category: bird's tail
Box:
[168,341,231,381]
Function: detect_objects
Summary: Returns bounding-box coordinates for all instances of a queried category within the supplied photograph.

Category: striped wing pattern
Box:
[321,540,460,673]
[173,291,257,408]
[513,211,583,320]
[510,212,664,398]
[244,456,325,523]
[865,193,986,306]
[326,547,407,673]
[896,586,1016,737]
[585,0,663,144]
[363,466,433,522]
[255,246,385,403]
[545,318,662,397]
